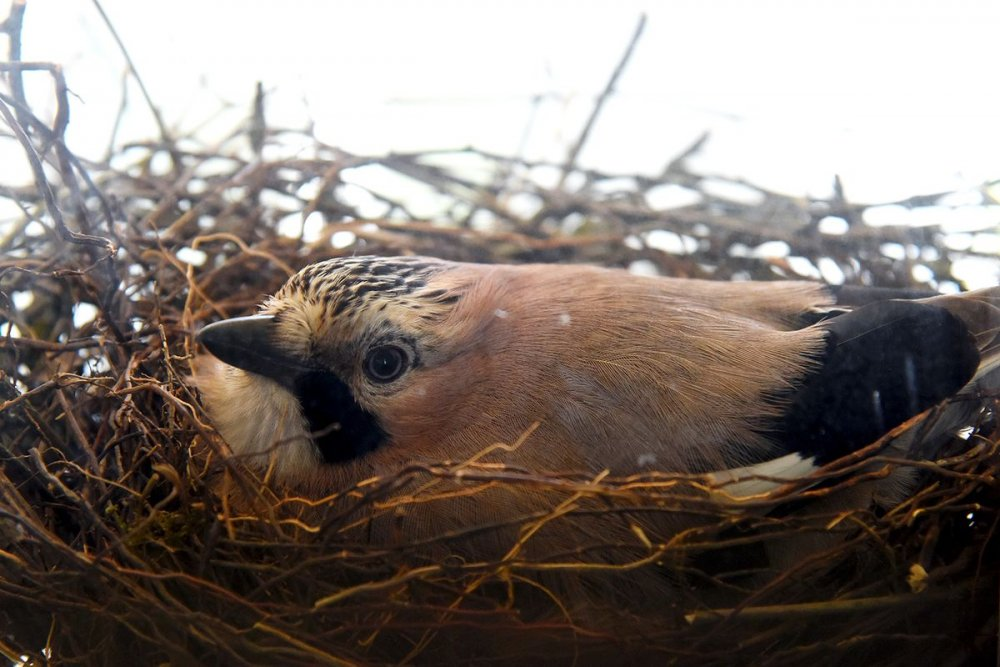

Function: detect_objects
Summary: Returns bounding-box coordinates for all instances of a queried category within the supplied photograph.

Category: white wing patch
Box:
[707,452,819,500]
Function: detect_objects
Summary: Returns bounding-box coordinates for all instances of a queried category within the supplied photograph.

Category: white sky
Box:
[14,0,999,201]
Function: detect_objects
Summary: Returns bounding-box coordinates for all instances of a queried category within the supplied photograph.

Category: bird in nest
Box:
[193,256,999,560]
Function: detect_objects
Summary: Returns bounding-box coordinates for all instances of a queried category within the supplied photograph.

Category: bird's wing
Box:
[920,287,1000,381]
[711,286,999,500]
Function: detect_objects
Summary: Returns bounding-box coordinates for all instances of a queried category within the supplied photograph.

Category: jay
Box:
[194,256,999,559]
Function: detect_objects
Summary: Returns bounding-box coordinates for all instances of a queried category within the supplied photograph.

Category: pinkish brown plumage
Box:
[194,256,999,565]
[196,258,831,485]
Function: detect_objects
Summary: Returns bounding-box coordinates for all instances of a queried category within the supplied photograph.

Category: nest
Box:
[1,6,999,665]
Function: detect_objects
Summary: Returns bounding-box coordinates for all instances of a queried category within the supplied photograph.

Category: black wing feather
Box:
[768,300,979,464]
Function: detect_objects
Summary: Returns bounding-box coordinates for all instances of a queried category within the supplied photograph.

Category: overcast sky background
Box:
[7,0,1000,287]
[16,1,1000,194]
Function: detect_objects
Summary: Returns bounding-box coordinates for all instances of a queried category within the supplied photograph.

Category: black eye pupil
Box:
[364,345,407,383]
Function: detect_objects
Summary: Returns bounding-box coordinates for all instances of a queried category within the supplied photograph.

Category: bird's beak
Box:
[196,315,309,389]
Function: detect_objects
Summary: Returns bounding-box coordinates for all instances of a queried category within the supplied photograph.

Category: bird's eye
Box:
[363,344,409,383]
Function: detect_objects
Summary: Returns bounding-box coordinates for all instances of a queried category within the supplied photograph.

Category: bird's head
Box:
[194,255,538,488]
